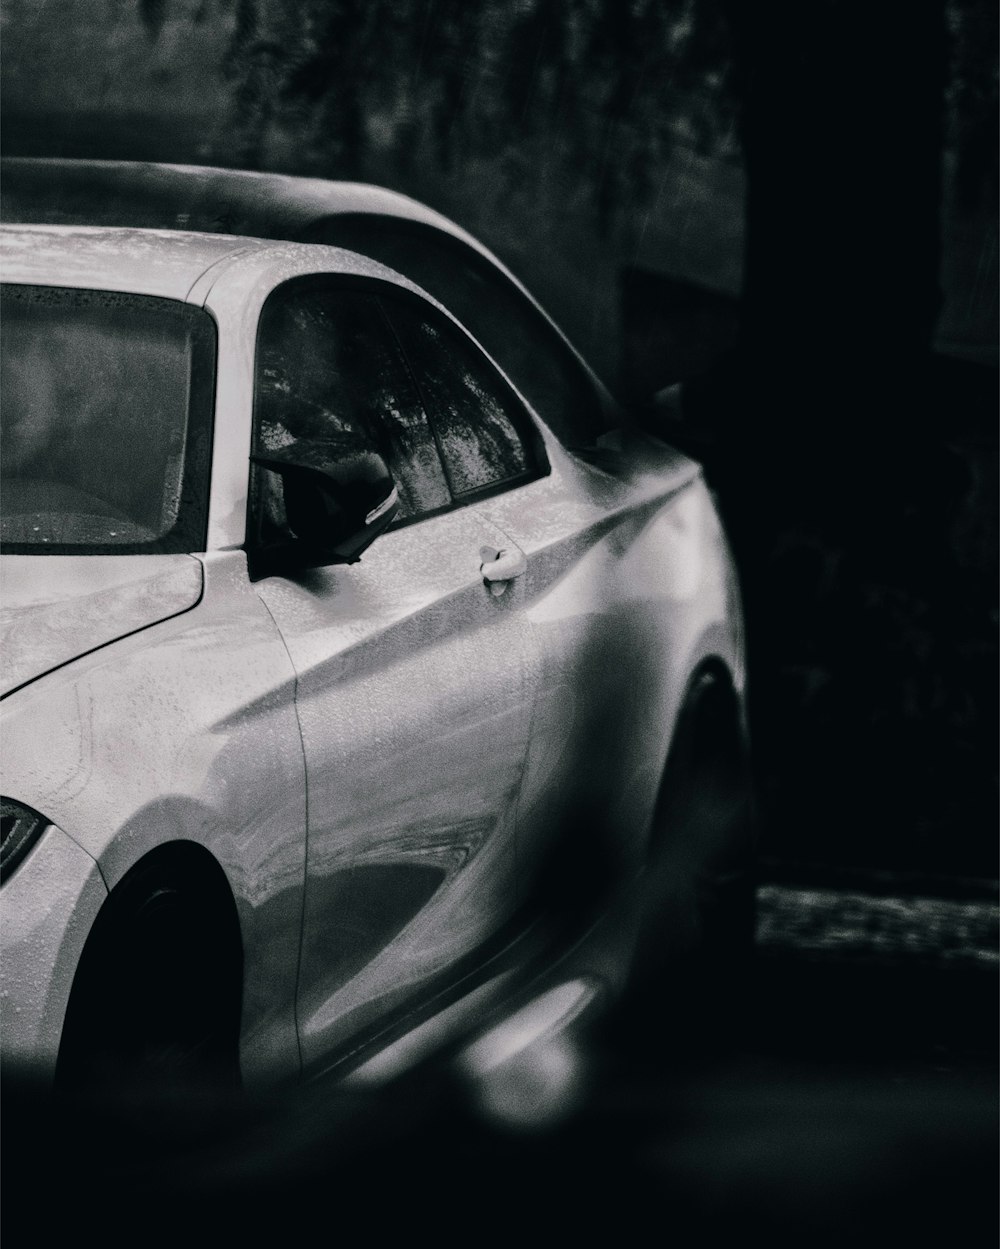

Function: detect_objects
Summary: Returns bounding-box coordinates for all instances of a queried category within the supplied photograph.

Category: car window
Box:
[253,284,451,529]
[0,284,215,555]
[303,216,610,448]
[381,297,539,499]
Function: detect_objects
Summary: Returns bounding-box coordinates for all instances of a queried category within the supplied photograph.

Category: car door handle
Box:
[480,546,527,596]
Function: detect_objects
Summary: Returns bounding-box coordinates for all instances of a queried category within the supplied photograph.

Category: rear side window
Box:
[382,298,535,498]
[304,216,610,448]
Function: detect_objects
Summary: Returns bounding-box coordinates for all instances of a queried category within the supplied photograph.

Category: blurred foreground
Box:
[5,879,996,1247]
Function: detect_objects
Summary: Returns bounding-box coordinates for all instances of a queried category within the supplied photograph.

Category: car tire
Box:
[56,848,243,1122]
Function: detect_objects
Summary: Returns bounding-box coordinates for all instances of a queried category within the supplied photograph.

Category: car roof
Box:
[1,160,620,442]
[0,224,407,301]
[0,158,486,254]
[0,224,257,300]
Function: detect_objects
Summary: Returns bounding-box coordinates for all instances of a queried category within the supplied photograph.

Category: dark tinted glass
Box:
[384,299,537,498]
[254,286,450,524]
[307,216,608,448]
[0,285,215,554]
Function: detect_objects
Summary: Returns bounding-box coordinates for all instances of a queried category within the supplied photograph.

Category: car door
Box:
[452,423,715,921]
[379,286,722,946]
[249,278,546,1076]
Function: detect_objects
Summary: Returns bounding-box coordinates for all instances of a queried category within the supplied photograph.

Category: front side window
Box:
[0,285,215,553]
[253,284,450,533]
[250,279,547,561]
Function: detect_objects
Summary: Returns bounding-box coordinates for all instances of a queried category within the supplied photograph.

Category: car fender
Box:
[0,551,307,1086]
[0,823,106,1081]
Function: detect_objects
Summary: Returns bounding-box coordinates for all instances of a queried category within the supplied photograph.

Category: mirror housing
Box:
[251,447,399,568]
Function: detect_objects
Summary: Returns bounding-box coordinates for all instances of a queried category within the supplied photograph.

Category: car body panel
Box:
[0,823,106,1077]
[0,551,308,1085]
[256,505,540,1075]
[476,434,743,899]
[0,554,203,697]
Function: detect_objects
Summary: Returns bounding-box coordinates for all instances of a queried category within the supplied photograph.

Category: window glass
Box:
[254,286,450,524]
[306,216,609,448]
[383,299,536,498]
[0,285,214,554]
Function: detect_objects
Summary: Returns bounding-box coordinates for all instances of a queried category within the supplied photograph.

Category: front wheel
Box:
[56,849,243,1126]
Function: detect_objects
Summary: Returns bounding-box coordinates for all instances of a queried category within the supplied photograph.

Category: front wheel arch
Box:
[55,840,244,1097]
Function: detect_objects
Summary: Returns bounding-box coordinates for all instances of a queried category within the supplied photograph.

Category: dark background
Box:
[1,2,996,1242]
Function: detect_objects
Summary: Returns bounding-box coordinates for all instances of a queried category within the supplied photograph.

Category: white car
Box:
[0,175,752,1099]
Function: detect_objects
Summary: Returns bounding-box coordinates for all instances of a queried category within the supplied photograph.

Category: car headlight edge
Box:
[0,799,50,885]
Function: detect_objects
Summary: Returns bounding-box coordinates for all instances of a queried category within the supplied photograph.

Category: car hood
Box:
[0,554,203,698]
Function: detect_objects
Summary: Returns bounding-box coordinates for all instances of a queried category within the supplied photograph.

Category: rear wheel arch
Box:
[661,658,753,826]
[639,655,757,964]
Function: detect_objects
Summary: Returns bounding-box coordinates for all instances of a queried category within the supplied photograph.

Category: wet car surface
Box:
[1,194,752,1102]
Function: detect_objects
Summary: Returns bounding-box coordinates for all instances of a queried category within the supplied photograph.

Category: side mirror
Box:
[251,447,399,567]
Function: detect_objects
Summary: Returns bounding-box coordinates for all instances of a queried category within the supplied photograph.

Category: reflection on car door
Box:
[250,281,546,1076]
[384,292,694,918]
[471,432,711,919]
